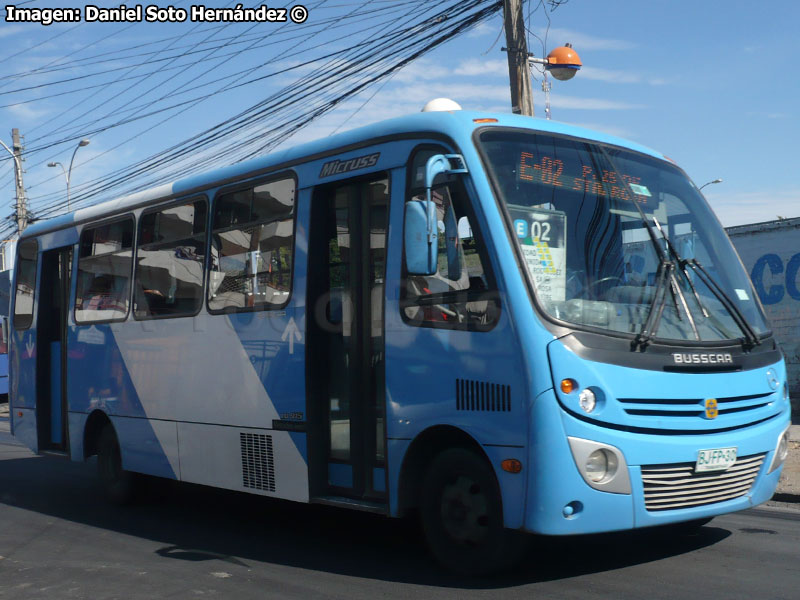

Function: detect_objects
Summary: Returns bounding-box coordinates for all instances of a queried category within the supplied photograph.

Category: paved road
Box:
[1,425,799,599]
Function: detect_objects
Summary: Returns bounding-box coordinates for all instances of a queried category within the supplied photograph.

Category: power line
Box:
[0,1,502,234]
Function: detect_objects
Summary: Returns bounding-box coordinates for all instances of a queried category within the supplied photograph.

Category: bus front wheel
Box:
[97,424,136,504]
[421,448,529,575]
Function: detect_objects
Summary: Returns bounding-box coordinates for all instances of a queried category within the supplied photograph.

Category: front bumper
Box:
[524,389,789,535]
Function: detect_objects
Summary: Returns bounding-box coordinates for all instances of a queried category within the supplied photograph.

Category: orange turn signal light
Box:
[473,118,498,123]
[501,459,523,474]
[560,378,578,394]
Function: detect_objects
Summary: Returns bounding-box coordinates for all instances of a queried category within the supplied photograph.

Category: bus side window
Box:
[75,219,134,324]
[134,199,207,319]
[13,238,38,330]
[209,175,295,312]
[0,316,8,353]
[401,149,499,330]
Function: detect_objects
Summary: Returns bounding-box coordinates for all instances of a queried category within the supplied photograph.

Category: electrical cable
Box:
[0,1,502,233]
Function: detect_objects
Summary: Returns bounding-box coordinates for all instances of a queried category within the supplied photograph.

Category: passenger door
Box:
[36,246,72,451]
[307,174,389,504]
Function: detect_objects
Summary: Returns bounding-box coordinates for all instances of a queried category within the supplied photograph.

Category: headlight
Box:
[768,425,791,473]
[579,388,597,413]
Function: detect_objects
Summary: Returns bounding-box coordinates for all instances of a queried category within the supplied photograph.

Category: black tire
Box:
[97,424,137,505]
[420,448,529,575]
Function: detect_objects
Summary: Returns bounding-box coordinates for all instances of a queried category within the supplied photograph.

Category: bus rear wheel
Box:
[97,424,136,504]
[421,448,529,575]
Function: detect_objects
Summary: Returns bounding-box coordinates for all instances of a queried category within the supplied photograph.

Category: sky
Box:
[1,0,799,233]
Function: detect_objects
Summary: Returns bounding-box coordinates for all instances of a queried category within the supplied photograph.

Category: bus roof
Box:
[21,109,665,240]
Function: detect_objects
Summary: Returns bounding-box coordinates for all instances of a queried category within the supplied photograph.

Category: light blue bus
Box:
[9,104,791,574]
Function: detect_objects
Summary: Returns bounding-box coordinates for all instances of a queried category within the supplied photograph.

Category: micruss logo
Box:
[672,353,734,365]
[319,152,380,178]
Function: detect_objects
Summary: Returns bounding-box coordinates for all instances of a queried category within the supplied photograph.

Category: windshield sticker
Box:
[735,288,750,301]
[628,183,651,197]
[510,207,566,304]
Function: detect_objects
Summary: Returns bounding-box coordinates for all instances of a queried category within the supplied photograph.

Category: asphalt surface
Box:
[1,409,799,599]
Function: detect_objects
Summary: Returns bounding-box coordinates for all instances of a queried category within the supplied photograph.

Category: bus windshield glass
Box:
[478,129,769,342]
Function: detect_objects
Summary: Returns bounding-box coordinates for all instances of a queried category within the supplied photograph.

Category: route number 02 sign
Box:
[510,207,567,305]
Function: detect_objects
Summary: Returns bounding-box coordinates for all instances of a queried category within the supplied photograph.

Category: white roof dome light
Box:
[421,98,462,112]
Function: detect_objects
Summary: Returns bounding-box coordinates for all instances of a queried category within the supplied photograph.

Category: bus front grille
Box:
[641,453,765,511]
[618,392,772,419]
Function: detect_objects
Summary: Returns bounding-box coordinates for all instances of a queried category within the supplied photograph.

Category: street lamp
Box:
[48,138,90,212]
[529,43,583,120]
[699,178,723,191]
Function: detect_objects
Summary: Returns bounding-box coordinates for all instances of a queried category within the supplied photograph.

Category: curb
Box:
[772,492,800,503]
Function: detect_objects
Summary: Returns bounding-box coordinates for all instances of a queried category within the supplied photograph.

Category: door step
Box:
[311,495,387,514]
[39,449,69,459]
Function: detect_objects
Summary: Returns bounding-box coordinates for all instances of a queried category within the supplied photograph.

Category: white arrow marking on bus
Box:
[25,336,34,358]
[281,317,301,354]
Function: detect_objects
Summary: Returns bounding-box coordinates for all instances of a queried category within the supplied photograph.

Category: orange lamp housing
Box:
[560,378,578,394]
[546,44,582,81]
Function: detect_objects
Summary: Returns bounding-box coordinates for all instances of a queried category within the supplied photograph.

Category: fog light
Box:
[586,449,617,483]
[778,433,789,462]
[568,437,631,494]
[769,426,791,473]
[579,388,597,413]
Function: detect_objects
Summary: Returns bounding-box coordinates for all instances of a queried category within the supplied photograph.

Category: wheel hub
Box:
[440,475,489,544]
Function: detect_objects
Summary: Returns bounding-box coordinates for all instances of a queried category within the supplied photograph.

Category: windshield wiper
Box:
[650,217,761,348]
[623,199,700,348]
[633,259,675,349]
[651,217,710,320]
[589,150,691,349]
[684,257,760,347]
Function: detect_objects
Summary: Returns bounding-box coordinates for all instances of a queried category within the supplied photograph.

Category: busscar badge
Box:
[704,398,719,419]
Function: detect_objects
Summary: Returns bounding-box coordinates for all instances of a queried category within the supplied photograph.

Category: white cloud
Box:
[391,59,450,83]
[532,91,644,111]
[454,59,507,77]
[531,27,636,51]
[706,189,800,227]
[554,67,669,87]
[5,103,51,121]
[569,121,636,140]
[577,66,641,84]
[466,20,501,39]
[0,25,23,39]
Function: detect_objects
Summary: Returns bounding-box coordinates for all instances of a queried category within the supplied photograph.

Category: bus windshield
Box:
[478,129,769,343]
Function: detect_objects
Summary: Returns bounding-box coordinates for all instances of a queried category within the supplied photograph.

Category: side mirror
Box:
[424,154,467,202]
[404,200,438,275]
[404,154,468,276]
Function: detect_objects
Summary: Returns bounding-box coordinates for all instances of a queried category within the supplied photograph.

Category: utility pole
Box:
[502,0,534,116]
[11,129,28,233]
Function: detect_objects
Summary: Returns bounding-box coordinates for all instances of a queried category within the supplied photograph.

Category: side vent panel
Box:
[456,379,511,412]
[240,432,276,492]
